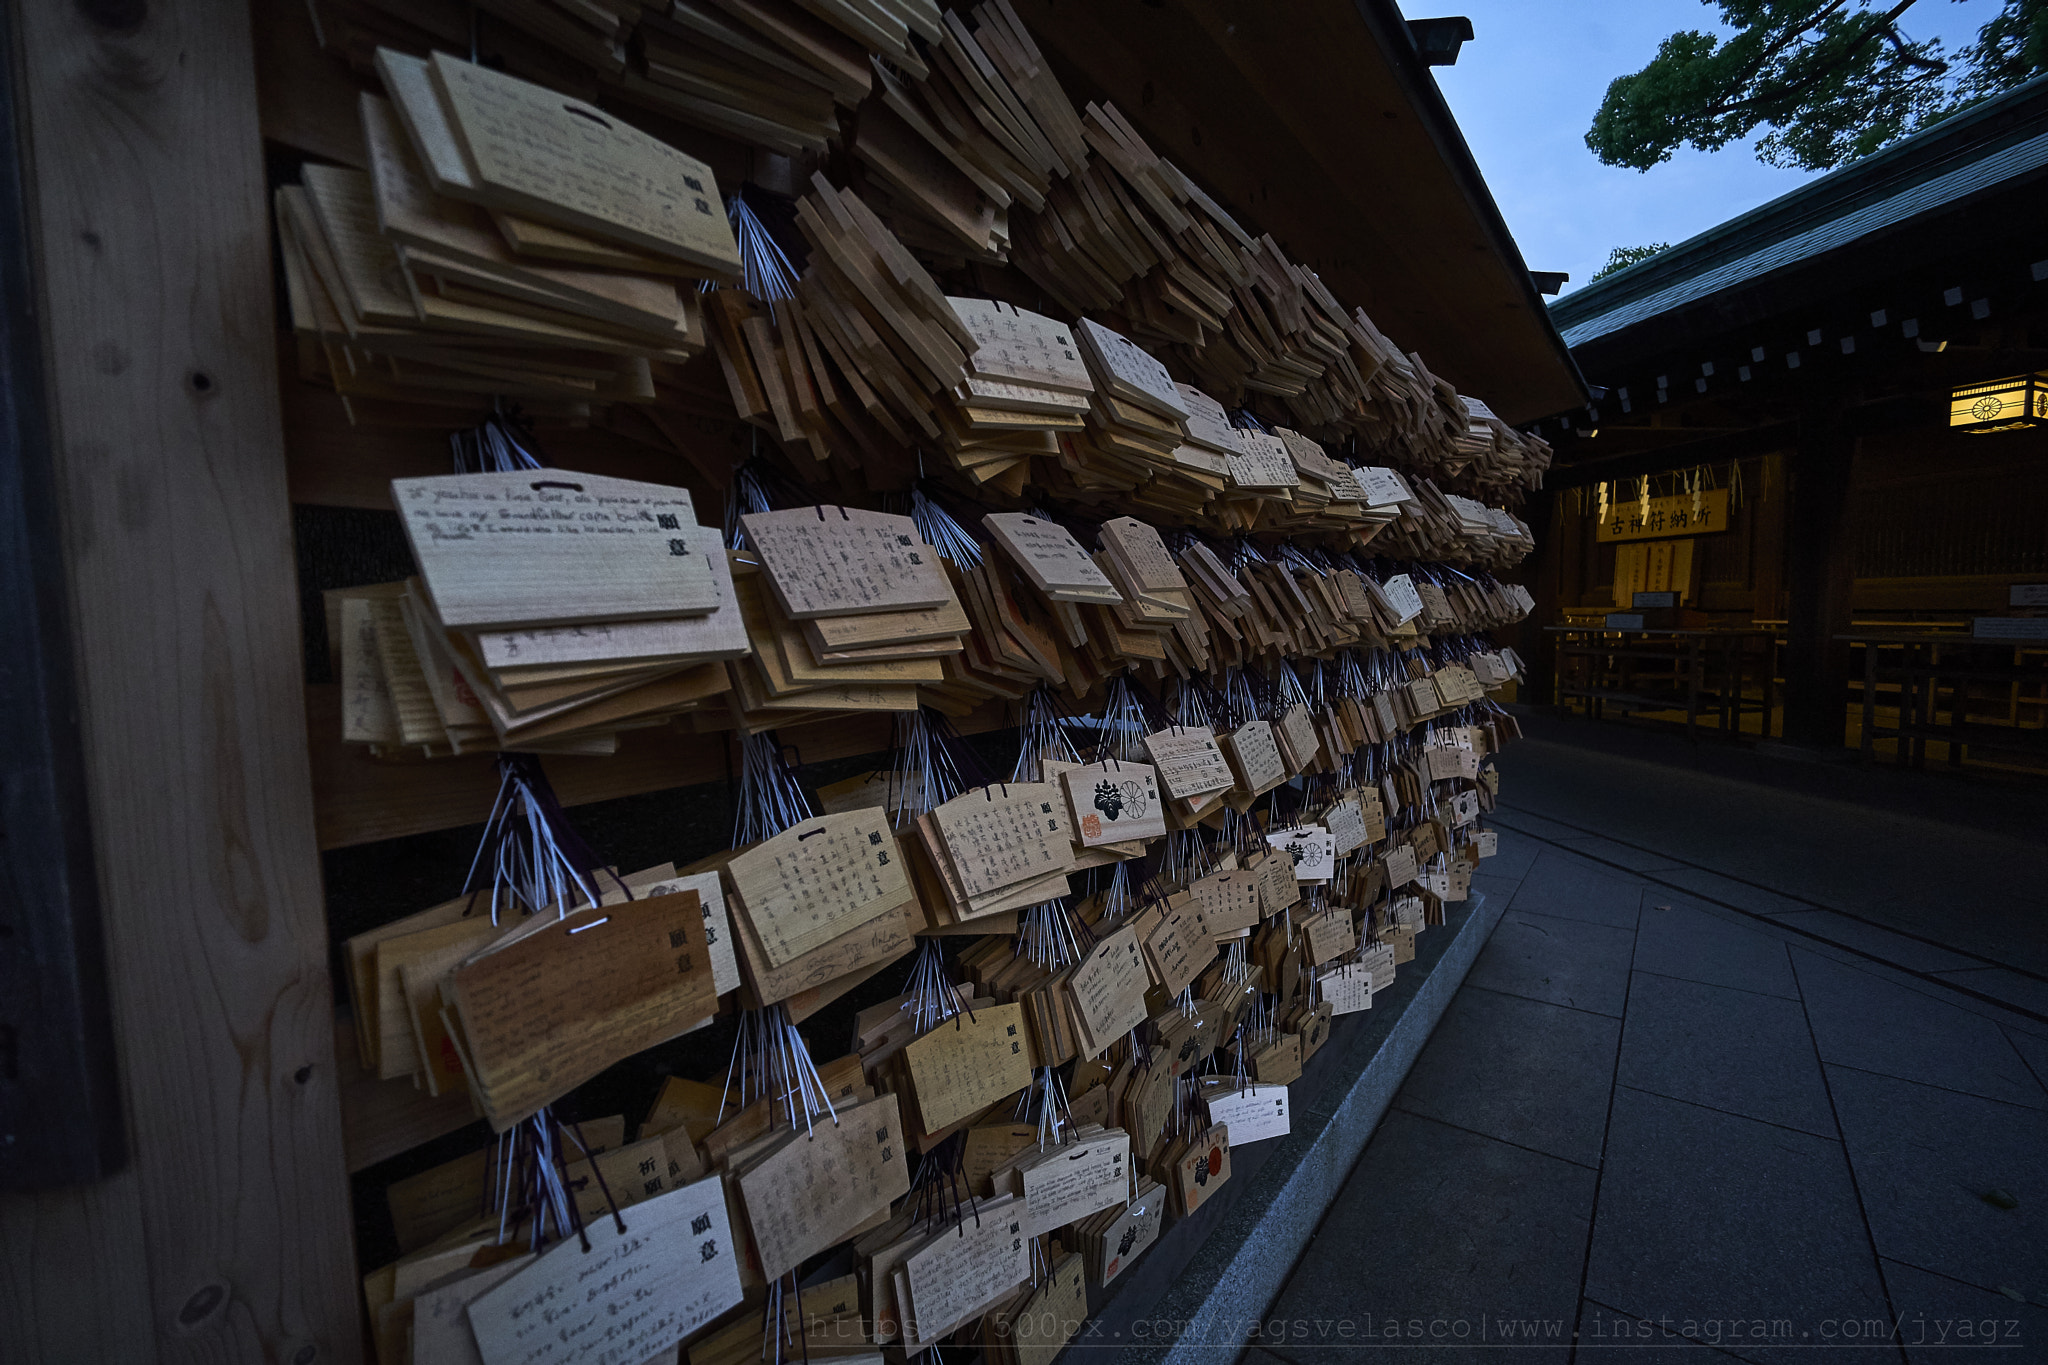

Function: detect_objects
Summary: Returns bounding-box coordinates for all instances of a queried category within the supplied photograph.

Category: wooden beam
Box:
[1,1,359,1358]
[309,685,1017,849]
[1782,408,1859,746]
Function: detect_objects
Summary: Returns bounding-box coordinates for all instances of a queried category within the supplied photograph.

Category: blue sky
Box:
[1411,0,2008,295]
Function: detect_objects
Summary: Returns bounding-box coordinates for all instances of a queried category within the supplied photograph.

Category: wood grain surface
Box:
[0,2,360,1358]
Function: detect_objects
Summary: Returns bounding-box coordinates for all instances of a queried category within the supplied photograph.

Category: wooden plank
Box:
[7,1,360,1359]
[338,1008,482,1173]
[0,1178,155,1363]
[252,0,370,167]
[278,357,742,510]
[309,685,1014,848]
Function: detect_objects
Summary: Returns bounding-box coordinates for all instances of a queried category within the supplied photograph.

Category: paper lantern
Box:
[1950,373,2048,433]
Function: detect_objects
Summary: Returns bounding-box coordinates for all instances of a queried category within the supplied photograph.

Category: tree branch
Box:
[1699,0,1941,118]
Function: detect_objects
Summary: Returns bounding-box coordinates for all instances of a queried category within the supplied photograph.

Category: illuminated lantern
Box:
[1949,373,2048,433]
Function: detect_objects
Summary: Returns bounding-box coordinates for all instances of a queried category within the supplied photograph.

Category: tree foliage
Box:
[1587,0,2048,173]
[1591,244,1674,281]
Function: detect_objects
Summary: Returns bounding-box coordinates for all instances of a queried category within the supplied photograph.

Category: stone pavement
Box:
[1239,730,2048,1365]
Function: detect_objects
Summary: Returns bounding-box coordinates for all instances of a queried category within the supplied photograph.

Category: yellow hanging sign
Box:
[1595,488,1729,542]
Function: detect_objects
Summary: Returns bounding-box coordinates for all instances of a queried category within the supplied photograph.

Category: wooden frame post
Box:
[0,2,359,1359]
[1781,405,1859,748]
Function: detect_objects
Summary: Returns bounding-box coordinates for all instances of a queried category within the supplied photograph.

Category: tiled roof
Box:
[1550,76,2048,349]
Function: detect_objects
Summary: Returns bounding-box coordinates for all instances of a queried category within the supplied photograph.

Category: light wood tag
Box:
[965,1124,1041,1196]
[465,1175,744,1365]
[473,545,749,670]
[1143,727,1234,800]
[1172,1122,1231,1215]
[1384,844,1419,889]
[1269,824,1336,882]
[340,595,401,745]
[1301,908,1357,965]
[1009,1251,1088,1365]
[393,471,717,630]
[1325,799,1369,856]
[1258,850,1300,915]
[1096,1185,1164,1287]
[930,783,1073,899]
[1015,1129,1129,1234]
[948,296,1093,394]
[1141,900,1209,997]
[1098,516,1186,595]
[1380,573,1425,622]
[726,808,911,968]
[982,512,1120,600]
[1228,431,1298,489]
[1320,963,1374,1016]
[903,1002,1036,1133]
[901,1194,1033,1349]
[737,1092,910,1281]
[1220,720,1286,800]
[1074,318,1190,420]
[1172,382,1245,457]
[1065,925,1151,1054]
[1355,466,1415,507]
[451,891,717,1128]
[1192,870,1261,937]
[1274,703,1322,772]
[1206,1084,1290,1144]
[644,871,741,999]
[426,52,743,279]
[1060,760,1167,845]
[741,506,952,618]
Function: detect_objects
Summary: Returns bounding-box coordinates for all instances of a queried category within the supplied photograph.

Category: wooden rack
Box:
[1842,631,2048,768]
[1547,625,1780,742]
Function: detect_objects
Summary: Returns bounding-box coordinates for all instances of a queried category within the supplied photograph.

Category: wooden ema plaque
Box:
[1142,726,1233,801]
[902,1002,1036,1133]
[930,783,1073,899]
[426,51,742,278]
[1064,924,1150,1055]
[947,296,1093,394]
[741,506,953,619]
[1192,869,1261,936]
[727,809,911,968]
[1060,759,1167,845]
[737,1093,911,1281]
[451,890,717,1129]
[393,471,719,631]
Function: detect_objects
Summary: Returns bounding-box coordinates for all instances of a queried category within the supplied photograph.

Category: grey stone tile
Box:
[1768,910,1984,974]
[1857,889,2048,978]
[1469,871,1526,905]
[1618,974,1835,1137]
[1256,1111,1592,1365]
[1468,909,1636,1018]
[1508,850,1646,930]
[1476,827,1542,881]
[1395,985,1619,1167]
[1879,1260,2048,1365]
[1829,1066,2048,1299]
[1792,951,2046,1109]
[1633,900,1799,1000]
[1551,835,1691,873]
[1490,806,1591,843]
[1585,1088,1895,1365]
[1930,967,2048,1017]
[1577,1301,1761,1360]
[1650,867,1813,918]
[2004,1025,2048,1090]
